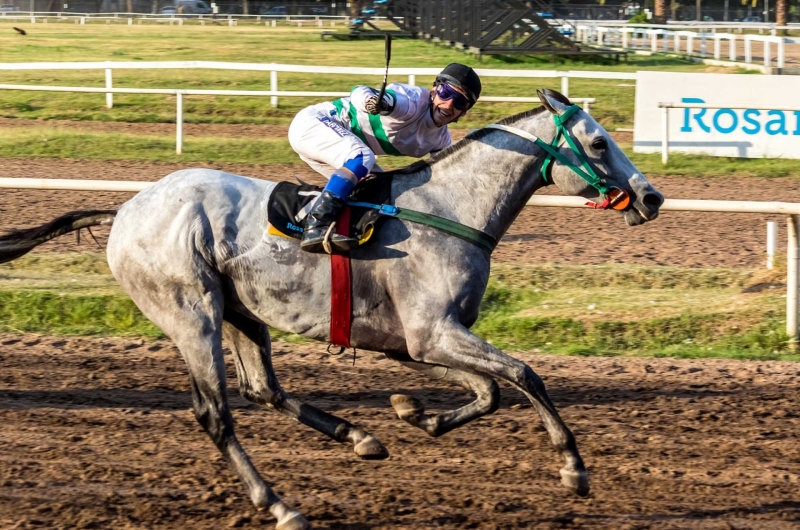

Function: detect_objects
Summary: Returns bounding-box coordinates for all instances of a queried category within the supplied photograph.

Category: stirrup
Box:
[322,222,337,254]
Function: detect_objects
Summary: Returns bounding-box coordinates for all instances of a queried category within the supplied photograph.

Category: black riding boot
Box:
[300,190,359,254]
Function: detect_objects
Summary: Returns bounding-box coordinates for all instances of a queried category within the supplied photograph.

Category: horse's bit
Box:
[486,104,631,211]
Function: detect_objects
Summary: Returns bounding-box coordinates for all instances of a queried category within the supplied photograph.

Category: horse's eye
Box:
[591,137,608,150]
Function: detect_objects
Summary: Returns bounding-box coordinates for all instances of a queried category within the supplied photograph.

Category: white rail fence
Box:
[575,20,800,32]
[577,25,794,70]
[657,102,800,164]
[0,11,350,25]
[0,176,797,346]
[0,61,637,153]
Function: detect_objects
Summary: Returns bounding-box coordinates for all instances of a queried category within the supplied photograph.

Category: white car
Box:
[0,4,20,11]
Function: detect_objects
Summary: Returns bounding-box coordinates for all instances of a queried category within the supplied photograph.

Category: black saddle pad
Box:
[267,174,394,245]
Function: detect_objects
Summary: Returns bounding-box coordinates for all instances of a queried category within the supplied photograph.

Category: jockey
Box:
[288,63,482,253]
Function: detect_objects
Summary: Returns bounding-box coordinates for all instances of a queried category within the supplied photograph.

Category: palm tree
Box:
[654,0,668,23]
[350,0,367,19]
[777,0,788,33]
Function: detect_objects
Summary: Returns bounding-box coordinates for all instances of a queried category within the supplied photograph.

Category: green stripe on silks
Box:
[332,98,345,117]
[368,89,402,156]
[347,102,369,146]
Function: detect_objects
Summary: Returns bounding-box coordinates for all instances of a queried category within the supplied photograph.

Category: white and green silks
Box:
[330,83,451,158]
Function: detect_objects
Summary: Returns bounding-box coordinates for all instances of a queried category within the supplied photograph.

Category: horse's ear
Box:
[537,89,571,115]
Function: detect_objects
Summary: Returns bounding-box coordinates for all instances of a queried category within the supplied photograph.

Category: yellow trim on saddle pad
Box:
[267,223,296,239]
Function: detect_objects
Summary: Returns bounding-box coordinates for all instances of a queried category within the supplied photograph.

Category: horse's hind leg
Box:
[175,313,309,529]
[124,282,309,529]
[390,361,499,437]
[222,309,388,459]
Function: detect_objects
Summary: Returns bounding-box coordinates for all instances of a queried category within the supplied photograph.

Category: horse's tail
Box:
[0,209,117,264]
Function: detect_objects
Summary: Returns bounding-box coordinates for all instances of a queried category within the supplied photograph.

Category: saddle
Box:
[267,174,394,248]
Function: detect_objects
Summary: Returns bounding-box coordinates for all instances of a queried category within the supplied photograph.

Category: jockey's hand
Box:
[365,94,390,115]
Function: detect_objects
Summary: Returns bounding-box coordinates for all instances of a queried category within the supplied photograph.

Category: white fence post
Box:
[408,74,416,86]
[561,75,569,97]
[729,35,737,61]
[714,36,721,59]
[674,32,680,52]
[764,40,771,67]
[687,34,694,54]
[105,66,113,109]
[622,28,628,49]
[787,215,799,347]
[270,70,278,108]
[767,221,777,270]
[778,38,785,68]
[745,37,752,63]
[661,106,669,165]
[176,91,183,155]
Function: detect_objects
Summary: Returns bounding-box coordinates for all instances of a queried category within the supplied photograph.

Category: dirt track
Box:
[0,334,798,529]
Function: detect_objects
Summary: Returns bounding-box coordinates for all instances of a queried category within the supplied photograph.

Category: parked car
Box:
[259,5,286,15]
[742,16,761,23]
[172,0,212,14]
[702,15,715,21]
[309,7,327,14]
[0,4,19,11]
[160,5,177,14]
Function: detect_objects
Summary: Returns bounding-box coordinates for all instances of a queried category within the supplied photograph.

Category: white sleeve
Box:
[384,84,428,121]
[435,131,453,152]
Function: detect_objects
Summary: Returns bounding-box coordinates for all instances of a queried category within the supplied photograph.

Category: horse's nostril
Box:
[643,192,664,209]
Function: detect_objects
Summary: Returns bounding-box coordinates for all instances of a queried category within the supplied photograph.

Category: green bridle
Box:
[346,104,630,256]
[486,104,630,211]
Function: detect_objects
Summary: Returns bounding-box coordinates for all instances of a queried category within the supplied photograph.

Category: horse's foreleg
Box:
[413,320,589,497]
[390,361,499,437]
[222,310,388,460]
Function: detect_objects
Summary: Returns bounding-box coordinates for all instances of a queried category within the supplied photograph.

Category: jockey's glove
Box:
[365,93,393,115]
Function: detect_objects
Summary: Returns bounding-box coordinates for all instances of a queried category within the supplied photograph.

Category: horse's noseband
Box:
[485,105,631,211]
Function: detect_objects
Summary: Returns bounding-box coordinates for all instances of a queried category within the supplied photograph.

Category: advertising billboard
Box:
[634,71,800,159]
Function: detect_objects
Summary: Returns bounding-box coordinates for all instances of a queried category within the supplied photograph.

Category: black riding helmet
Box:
[434,63,482,109]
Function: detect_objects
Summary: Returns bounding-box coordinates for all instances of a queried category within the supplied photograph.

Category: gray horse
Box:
[0,91,663,529]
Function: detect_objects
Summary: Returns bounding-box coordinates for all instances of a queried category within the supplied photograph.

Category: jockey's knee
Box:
[340,150,374,181]
[325,151,374,199]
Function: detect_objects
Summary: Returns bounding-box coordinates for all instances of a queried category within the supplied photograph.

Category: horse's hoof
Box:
[390,394,425,423]
[354,435,389,460]
[276,511,312,530]
[560,467,590,497]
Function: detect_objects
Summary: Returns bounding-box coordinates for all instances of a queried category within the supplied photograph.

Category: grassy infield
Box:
[0,23,799,359]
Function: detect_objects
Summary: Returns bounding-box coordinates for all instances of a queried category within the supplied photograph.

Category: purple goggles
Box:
[435,83,471,111]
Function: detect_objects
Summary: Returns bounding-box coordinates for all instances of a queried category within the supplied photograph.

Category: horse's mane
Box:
[381,105,550,177]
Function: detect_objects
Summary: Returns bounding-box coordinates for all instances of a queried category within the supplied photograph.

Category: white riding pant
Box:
[288,104,378,179]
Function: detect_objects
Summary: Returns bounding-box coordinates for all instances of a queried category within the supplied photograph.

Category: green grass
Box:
[0,24,733,131]
[0,127,300,163]
[1,254,796,360]
[2,126,798,177]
